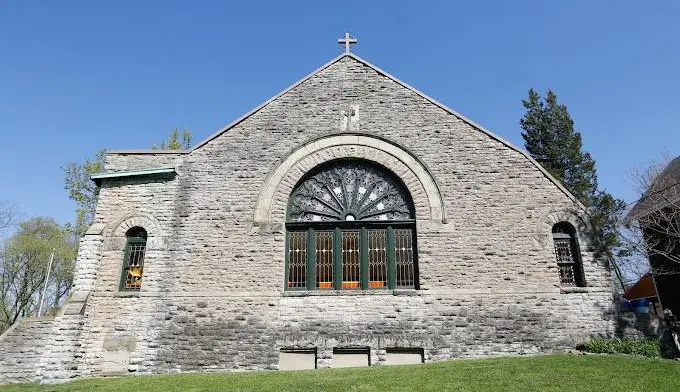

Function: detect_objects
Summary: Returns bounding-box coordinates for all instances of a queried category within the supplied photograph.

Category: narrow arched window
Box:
[120,227,147,291]
[552,222,584,287]
[286,160,418,290]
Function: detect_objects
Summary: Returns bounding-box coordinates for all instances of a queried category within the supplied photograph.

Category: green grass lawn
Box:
[2,354,679,392]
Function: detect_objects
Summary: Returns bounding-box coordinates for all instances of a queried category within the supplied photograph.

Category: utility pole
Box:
[37,249,55,317]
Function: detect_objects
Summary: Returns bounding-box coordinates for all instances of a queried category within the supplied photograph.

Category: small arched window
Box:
[552,222,584,287]
[120,227,147,291]
[286,160,418,290]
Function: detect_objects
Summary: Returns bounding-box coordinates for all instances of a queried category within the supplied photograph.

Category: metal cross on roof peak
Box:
[338,32,357,53]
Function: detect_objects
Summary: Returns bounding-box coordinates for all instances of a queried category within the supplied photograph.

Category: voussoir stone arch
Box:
[254,133,446,226]
[535,209,593,249]
[106,212,164,250]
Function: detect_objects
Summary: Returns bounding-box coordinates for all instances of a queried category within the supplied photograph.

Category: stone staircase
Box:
[0,317,55,384]
[0,293,88,384]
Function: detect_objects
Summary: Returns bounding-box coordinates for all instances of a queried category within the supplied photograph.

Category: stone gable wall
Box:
[1,56,618,383]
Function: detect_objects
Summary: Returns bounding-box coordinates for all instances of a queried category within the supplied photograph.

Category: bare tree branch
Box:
[0,200,19,232]
[622,155,680,279]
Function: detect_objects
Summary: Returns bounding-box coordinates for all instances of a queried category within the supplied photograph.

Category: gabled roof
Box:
[627,156,680,221]
[108,52,587,212]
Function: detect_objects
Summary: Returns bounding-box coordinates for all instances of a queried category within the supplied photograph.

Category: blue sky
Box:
[1,1,679,227]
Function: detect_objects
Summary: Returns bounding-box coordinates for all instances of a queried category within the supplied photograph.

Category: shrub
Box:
[577,338,662,358]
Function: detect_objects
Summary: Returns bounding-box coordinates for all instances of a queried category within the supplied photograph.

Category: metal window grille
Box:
[367,229,387,288]
[124,242,146,290]
[288,231,307,288]
[395,229,415,288]
[553,237,576,286]
[316,231,334,289]
[342,230,360,289]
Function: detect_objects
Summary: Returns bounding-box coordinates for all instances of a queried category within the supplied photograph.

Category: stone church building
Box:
[1,43,615,383]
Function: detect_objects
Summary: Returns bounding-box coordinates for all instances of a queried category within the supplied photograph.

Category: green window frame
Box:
[120,227,147,291]
[285,222,418,291]
[285,159,419,291]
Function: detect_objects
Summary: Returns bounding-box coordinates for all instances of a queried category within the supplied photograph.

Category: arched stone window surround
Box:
[254,134,446,226]
[106,213,163,251]
[104,213,163,293]
[538,209,592,250]
[536,209,591,287]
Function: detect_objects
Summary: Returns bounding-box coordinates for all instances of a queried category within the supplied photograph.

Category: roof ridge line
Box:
[109,51,587,213]
[344,53,588,213]
[189,52,352,151]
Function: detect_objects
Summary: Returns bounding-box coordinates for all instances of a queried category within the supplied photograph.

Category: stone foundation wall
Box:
[68,288,615,375]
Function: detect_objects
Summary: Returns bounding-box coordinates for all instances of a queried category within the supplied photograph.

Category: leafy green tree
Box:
[520,89,626,289]
[63,129,193,237]
[152,127,192,150]
[63,150,106,237]
[0,217,77,332]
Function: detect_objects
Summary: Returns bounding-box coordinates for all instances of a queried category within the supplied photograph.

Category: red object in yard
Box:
[624,273,657,301]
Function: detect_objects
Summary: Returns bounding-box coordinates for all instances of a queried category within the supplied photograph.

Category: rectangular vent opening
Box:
[333,347,370,368]
[385,347,424,365]
[279,348,317,370]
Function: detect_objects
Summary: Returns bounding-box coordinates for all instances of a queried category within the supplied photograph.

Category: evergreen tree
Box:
[520,89,626,289]
[520,89,598,205]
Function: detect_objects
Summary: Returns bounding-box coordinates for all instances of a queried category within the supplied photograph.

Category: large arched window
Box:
[285,160,418,290]
[552,222,584,287]
[120,227,147,291]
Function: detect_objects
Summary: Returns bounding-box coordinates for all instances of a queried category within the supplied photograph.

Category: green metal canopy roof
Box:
[90,167,176,185]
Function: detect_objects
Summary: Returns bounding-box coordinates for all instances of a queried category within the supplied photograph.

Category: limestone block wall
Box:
[0,317,54,384]
[0,54,621,383]
[67,55,616,376]
[105,153,184,172]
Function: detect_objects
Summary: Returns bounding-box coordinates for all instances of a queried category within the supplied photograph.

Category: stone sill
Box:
[560,286,595,294]
[282,289,420,297]
[113,291,142,298]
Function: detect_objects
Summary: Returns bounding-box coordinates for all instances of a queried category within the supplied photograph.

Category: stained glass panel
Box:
[367,229,387,288]
[342,230,360,288]
[395,229,415,288]
[288,231,307,288]
[316,231,334,289]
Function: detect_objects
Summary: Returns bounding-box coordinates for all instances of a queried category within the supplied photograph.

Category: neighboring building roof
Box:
[624,273,657,301]
[105,52,587,212]
[91,167,176,185]
[626,156,680,222]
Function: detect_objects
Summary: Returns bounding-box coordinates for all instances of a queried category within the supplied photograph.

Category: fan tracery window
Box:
[286,160,418,291]
[288,162,413,222]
